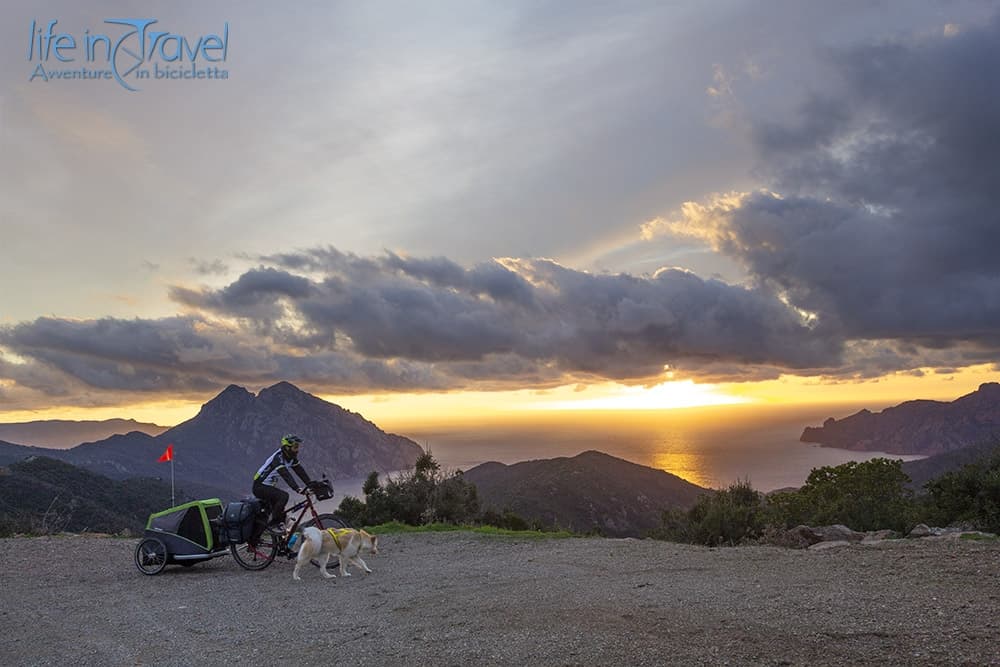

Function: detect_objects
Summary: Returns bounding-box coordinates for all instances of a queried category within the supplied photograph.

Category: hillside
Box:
[0,382,424,501]
[0,456,180,536]
[0,418,168,449]
[464,450,706,537]
[902,437,1000,488]
[800,382,1000,455]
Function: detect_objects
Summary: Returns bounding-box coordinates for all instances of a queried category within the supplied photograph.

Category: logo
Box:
[27,19,230,92]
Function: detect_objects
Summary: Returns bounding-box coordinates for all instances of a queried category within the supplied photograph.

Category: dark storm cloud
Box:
[668,16,1000,360]
[176,253,840,377]
[0,314,455,398]
[0,249,843,397]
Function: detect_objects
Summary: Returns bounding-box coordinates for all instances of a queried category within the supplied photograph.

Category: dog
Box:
[293,526,379,581]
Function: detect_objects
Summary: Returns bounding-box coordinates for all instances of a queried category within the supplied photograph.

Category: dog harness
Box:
[326,527,353,551]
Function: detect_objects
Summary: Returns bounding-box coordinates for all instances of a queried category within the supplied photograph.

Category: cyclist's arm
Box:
[277,466,301,492]
[291,461,312,487]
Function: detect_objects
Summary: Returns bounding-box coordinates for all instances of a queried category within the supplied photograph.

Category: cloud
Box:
[188,258,230,276]
[0,249,842,400]
[647,15,1000,360]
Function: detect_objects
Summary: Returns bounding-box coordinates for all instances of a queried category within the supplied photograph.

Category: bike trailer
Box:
[134,498,229,575]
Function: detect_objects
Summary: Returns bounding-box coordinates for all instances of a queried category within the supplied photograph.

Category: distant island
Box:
[801,382,1000,455]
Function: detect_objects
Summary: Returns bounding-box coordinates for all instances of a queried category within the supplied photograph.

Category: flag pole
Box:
[171,456,175,507]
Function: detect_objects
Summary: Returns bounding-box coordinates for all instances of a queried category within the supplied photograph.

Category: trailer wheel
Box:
[134,537,168,575]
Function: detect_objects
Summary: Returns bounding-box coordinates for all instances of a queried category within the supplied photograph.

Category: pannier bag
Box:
[222,499,261,544]
[309,479,334,501]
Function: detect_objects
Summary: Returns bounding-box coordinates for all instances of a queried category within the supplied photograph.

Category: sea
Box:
[321,402,925,504]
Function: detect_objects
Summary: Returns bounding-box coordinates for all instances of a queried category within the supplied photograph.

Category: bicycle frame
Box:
[232,484,347,570]
[282,492,324,538]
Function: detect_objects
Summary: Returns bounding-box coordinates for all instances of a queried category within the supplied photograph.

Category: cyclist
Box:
[253,434,313,532]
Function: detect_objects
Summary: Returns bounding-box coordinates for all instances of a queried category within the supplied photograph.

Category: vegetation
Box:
[5,438,1000,546]
[923,447,1000,533]
[337,452,551,533]
[653,454,1000,547]
[0,456,182,537]
[652,479,766,546]
[767,458,918,533]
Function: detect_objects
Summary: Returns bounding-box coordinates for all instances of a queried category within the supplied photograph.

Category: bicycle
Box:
[230,478,348,571]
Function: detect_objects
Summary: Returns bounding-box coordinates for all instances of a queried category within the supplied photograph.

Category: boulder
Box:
[785,524,866,546]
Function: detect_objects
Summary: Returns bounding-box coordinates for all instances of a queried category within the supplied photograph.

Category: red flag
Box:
[157,444,173,462]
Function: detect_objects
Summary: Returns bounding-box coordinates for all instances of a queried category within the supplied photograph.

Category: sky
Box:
[2,1,1000,427]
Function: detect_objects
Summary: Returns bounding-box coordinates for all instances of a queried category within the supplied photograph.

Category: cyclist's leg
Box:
[253,482,289,525]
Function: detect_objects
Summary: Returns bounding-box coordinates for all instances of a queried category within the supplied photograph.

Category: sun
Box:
[535,379,750,411]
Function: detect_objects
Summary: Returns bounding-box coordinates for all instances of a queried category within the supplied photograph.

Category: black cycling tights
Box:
[252,481,289,525]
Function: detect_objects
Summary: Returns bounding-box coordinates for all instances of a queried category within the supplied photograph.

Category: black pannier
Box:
[221,499,261,545]
[308,478,334,501]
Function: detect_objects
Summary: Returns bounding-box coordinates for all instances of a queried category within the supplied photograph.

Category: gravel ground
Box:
[2,533,998,666]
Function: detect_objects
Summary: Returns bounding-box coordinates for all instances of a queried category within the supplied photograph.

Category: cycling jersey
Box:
[253,449,311,489]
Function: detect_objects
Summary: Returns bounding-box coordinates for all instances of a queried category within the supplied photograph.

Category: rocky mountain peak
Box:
[801,381,1000,455]
[199,384,254,416]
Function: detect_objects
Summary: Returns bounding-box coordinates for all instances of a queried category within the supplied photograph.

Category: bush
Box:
[924,449,1000,533]
[338,452,480,527]
[767,458,918,533]
[478,509,534,532]
[652,478,767,546]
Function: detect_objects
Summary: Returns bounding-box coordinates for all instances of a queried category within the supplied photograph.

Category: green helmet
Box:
[281,434,303,451]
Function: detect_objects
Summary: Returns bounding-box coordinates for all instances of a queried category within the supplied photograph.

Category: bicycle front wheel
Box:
[230,530,278,571]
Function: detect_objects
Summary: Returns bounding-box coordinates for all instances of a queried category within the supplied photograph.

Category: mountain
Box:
[902,436,1000,488]
[0,382,425,502]
[0,456,179,536]
[0,418,168,449]
[800,382,1000,455]
[464,450,707,538]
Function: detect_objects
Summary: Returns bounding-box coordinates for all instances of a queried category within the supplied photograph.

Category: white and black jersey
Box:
[253,449,311,489]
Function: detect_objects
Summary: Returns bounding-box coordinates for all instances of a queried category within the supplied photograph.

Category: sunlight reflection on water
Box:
[394,403,926,491]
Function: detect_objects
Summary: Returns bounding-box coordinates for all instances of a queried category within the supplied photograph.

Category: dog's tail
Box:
[301,526,323,557]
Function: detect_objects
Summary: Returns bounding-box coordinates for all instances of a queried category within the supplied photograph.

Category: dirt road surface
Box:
[2,533,998,666]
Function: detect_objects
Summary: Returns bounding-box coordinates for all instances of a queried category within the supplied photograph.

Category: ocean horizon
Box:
[368,402,925,493]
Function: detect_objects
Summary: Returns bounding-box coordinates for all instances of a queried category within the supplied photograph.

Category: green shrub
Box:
[924,449,1000,533]
[652,478,767,546]
[337,452,480,527]
[767,458,918,533]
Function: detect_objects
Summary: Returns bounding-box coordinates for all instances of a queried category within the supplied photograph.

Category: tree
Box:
[652,479,766,546]
[924,449,1000,533]
[771,458,917,532]
[337,454,480,527]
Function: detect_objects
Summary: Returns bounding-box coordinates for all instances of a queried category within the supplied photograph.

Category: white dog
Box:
[293,526,379,581]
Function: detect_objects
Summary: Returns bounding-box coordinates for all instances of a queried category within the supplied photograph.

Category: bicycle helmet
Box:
[281,434,303,454]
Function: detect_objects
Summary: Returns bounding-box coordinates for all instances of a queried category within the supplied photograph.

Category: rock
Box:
[862,529,897,543]
[809,540,852,551]
[908,523,932,538]
[815,524,866,542]
[784,524,866,547]
[786,525,824,546]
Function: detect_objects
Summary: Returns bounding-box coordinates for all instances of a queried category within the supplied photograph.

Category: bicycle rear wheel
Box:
[301,513,349,531]
[230,529,278,570]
